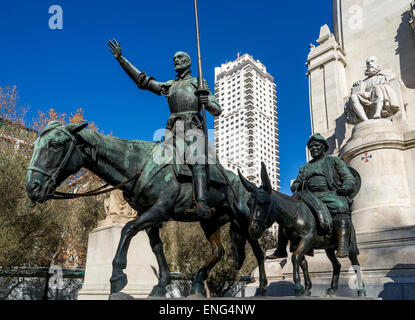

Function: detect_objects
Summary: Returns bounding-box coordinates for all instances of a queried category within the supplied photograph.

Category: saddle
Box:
[292,190,333,234]
[129,142,228,206]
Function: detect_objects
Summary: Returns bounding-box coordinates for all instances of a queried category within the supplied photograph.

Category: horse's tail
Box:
[229,220,246,270]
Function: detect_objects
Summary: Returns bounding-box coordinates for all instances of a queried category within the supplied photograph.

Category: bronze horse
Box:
[239,162,366,297]
[25,121,268,297]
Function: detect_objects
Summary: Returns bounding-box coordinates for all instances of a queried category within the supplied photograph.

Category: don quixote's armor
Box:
[111,44,222,218]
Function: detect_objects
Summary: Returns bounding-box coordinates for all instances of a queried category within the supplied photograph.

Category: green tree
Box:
[0,86,106,299]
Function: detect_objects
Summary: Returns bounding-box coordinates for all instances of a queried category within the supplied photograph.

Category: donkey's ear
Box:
[66,122,88,134]
[261,162,272,194]
[238,169,257,193]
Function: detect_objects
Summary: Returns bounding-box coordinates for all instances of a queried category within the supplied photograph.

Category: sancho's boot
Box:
[334,216,351,258]
[266,228,288,259]
[190,164,214,219]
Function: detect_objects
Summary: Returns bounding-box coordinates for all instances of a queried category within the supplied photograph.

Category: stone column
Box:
[77,190,158,300]
[306,24,350,157]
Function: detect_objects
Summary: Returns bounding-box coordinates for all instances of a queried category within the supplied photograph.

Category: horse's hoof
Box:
[326,288,337,297]
[190,281,206,297]
[110,272,128,294]
[108,292,134,300]
[295,286,305,297]
[149,285,167,297]
[358,289,367,297]
[254,287,267,296]
[305,289,312,296]
[187,293,206,299]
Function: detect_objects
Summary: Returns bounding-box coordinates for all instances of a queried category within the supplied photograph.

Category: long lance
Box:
[193,0,210,186]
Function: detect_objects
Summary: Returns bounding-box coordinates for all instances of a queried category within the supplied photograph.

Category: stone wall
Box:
[0,268,84,300]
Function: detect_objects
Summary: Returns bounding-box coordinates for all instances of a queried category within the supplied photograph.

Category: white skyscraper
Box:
[213,53,280,191]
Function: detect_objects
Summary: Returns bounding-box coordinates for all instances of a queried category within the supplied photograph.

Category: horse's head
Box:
[238,162,273,240]
[25,121,88,203]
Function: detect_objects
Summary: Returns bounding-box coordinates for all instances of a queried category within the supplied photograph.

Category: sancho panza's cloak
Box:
[291,156,355,232]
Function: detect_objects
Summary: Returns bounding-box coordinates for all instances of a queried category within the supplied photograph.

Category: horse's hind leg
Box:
[146,226,171,297]
[190,227,225,297]
[349,252,366,297]
[300,256,312,296]
[325,248,341,296]
[110,205,168,294]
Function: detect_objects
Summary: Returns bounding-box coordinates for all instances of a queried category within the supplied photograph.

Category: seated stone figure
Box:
[345,56,400,124]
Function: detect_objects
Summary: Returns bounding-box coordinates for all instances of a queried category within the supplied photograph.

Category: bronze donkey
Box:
[239,162,366,297]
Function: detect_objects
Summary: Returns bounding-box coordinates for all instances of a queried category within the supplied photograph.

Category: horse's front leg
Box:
[146,226,171,297]
[246,236,267,296]
[110,204,169,294]
[292,235,313,297]
[300,256,312,296]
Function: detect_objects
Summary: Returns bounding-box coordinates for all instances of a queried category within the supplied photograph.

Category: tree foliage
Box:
[0,86,106,283]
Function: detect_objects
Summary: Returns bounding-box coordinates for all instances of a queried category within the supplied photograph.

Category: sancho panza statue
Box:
[108,39,222,218]
[268,133,357,259]
[345,56,400,124]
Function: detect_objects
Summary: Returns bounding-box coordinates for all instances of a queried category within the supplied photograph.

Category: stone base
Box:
[109,293,377,300]
[77,220,158,300]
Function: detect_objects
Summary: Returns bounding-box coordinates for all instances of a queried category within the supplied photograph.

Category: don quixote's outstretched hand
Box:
[108,38,122,60]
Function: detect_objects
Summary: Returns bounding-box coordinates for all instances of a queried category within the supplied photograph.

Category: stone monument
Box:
[77,190,158,299]
[253,0,415,299]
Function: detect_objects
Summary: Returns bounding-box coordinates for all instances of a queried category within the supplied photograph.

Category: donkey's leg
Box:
[349,252,366,297]
[300,256,312,296]
[292,235,313,296]
[146,226,171,297]
[325,248,341,296]
[246,236,268,296]
[190,227,225,297]
[110,204,169,294]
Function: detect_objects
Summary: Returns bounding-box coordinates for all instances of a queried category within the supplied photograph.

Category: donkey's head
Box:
[238,162,273,239]
[25,121,88,203]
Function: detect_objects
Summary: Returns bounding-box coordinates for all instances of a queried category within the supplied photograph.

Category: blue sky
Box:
[0,0,333,194]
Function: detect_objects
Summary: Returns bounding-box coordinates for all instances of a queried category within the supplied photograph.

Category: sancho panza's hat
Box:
[307,133,329,152]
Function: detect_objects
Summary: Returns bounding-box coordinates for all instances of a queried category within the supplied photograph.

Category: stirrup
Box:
[185,202,216,218]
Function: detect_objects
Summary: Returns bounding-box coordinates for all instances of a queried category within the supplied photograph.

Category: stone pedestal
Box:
[77,219,158,300]
[340,119,415,233]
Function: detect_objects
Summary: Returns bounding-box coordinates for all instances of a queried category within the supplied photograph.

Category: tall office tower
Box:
[213,53,280,191]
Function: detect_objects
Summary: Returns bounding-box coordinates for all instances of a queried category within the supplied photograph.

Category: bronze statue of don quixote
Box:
[25,0,365,298]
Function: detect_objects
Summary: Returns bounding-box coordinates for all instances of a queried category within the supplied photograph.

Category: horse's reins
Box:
[52,170,142,200]
[27,126,142,201]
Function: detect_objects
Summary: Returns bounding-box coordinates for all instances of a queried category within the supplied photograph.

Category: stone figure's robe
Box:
[347,70,400,123]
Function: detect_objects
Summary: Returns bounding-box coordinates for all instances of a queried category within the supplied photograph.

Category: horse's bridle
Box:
[27,126,142,201]
[250,195,273,231]
[27,126,80,199]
